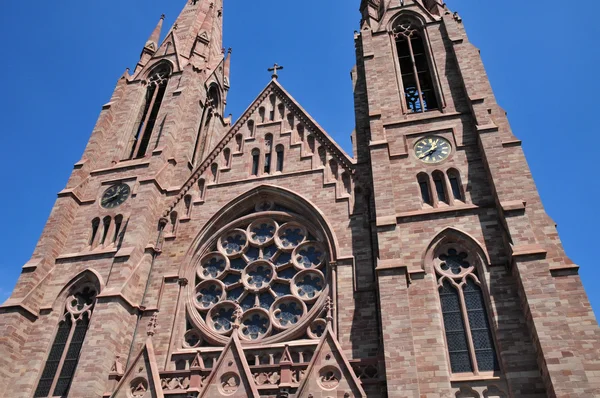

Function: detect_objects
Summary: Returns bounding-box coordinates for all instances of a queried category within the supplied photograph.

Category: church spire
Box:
[135,14,165,74]
[169,0,224,68]
[145,14,165,53]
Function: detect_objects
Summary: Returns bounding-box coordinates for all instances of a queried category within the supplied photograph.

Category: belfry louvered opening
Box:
[393,18,439,113]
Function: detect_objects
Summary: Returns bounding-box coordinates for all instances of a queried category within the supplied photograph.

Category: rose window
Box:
[189,213,330,344]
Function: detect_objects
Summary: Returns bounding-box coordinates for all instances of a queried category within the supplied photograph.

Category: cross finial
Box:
[268,63,284,80]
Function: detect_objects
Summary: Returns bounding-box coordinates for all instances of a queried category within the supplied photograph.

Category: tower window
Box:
[129,64,171,159]
[113,215,124,245]
[417,173,433,206]
[89,218,100,247]
[393,19,439,113]
[223,148,231,168]
[276,145,284,172]
[100,216,111,245]
[269,94,276,121]
[436,248,499,375]
[35,285,97,398]
[251,149,260,176]
[235,134,243,152]
[448,169,463,201]
[432,171,447,203]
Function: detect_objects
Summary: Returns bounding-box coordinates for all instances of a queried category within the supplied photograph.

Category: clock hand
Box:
[419,145,438,159]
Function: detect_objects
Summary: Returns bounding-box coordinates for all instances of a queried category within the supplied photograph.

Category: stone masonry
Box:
[0,0,598,397]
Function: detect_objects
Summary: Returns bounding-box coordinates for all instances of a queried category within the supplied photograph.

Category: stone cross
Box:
[268,63,284,80]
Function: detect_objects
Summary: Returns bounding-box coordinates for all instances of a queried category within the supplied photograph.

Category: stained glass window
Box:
[436,248,499,375]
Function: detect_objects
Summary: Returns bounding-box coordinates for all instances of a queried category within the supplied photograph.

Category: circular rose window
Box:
[189,212,330,344]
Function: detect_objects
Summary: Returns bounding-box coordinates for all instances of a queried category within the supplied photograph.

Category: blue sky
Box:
[0,0,598,318]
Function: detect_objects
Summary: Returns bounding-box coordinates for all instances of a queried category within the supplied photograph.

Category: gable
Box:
[164,79,356,218]
[198,334,259,398]
[296,324,366,397]
[134,30,183,79]
[111,338,163,398]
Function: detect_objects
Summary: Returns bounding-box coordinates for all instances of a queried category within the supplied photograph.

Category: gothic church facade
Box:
[1,0,598,397]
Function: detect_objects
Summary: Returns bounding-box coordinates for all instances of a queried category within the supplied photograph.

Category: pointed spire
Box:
[223,48,232,89]
[145,14,165,53]
[169,0,224,66]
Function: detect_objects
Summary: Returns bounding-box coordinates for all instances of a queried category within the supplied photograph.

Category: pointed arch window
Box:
[417,173,433,206]
[192,85,221,166]
[276,145,285,172]
[251,149,260,176]
[435,246,499,375]
[393,19,439,113]
[264,134,273,174]
[34,285,98,397]
[129,64,171,159]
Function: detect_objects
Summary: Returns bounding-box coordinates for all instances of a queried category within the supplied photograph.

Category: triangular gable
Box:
[296,324,366,398]
[163,78,355,217]
[111,338,163,398]
[134,30,183,80]
[198,333,259,398]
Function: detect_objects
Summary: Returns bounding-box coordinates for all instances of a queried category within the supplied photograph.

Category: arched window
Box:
[113,215,124,245]
[129,64,171,159]
[251,149,260,176]
[432,170,447,204]
[269,94,277,121]
[434,244,499,375]
[447,169,463,201]
[393,19,439,113]
[342,172,352,196]
[34,284,98,397]
[89,218,100,247]
[210,163,219,183]
[223,148,231,168]
[198,179,206,201]
[278,103,285,121]
[417,173,433,206]
[276,145,285,172]
[264,134,273,174]
[184,195,193,217]
[192,86,220,165]
[259,107,266,123]
[170,211,178,235]
[100,216,111,246]
[248,120,255,137]
[235,134,243,152]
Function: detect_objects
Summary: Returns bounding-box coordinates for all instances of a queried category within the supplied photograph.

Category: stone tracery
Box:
[188,206,331,344]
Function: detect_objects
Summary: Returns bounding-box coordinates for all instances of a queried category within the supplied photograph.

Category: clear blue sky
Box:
[0,1,598,318]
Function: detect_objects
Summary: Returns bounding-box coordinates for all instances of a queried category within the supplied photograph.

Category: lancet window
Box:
[129,64,171,159]
[435,245,499,375]
[34,284,98,397]
[393,19,439,113]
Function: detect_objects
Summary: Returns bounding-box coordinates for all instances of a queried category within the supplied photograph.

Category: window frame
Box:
[433,243,501,379]
[389,15,445,115]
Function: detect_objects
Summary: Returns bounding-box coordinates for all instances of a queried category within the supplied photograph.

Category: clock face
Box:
[414,136,452,164]
[101,183,131,209]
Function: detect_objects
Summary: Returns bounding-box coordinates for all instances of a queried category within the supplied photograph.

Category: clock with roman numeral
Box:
[414,136,452,164]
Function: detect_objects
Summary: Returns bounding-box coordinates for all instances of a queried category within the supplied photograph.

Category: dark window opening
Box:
[394,21,439,113]
[89,218,100,246]
[439,280,473,373]
[130,66,170,159]
[264,153,272,174]
[417,174,432,206]
[433,173,447,203]
[100,217,111,246]
[448,171,462,201]
[34,318,72,397]
[113,215,123,244]
[276,146,284,172]
[251,150,260,176]
[464,279,499,372]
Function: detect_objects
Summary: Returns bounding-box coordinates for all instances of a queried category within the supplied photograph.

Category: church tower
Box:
[353,0,600,396]
[0,0,599,397]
